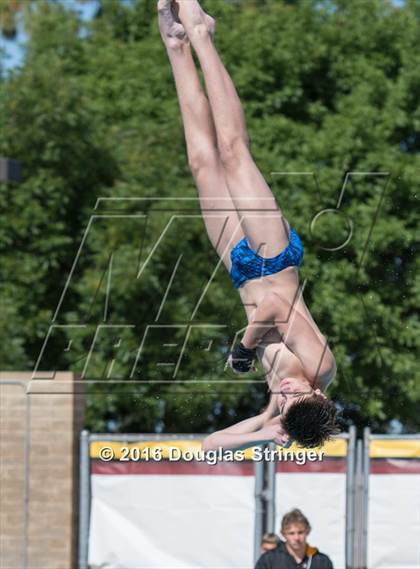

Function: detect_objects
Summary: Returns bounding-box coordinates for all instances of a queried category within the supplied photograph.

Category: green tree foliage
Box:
[0,0,418,433]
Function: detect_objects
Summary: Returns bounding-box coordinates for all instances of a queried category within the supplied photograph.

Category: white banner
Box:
[274,471,346,569]
[89,471,255,568]
[367,472,420,569]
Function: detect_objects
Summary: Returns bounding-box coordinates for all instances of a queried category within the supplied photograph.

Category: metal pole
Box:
[254,454,265,566]
[345,426,356,569]
[265,442,276,534]
[366,433,420,439]
[78,430,91,569]
[354,438,363,569]
[362,428,371,569]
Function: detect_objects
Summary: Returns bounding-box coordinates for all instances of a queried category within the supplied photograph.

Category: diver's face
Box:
[273,377,327,447]
[276,377,315,416]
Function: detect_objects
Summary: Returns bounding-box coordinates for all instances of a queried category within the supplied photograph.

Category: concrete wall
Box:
[0,372,84,569]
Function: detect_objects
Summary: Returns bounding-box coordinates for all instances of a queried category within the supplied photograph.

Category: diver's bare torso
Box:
[238,267,336,392]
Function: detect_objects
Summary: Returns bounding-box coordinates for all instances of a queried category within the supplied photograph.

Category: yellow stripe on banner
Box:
[90,437,348,459]
[278,438,347,457]
[370,439,420,458]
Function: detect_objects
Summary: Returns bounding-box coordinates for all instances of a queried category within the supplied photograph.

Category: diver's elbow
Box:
[316,349,337,391]
[319,353,337,391]
[327,351,337,381]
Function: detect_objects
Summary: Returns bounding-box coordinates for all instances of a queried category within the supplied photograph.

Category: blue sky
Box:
[0,0,99,73]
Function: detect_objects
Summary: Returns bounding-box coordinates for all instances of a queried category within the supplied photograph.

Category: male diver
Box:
[158,0,338,449]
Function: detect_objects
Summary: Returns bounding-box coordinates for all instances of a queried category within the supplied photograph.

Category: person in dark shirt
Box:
[255,509,334,569]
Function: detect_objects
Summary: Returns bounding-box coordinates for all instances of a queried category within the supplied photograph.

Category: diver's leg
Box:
[158,0,243,268]
[177,0,290,257]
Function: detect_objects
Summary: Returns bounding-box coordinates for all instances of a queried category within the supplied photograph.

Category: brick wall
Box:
[0,372,84,569]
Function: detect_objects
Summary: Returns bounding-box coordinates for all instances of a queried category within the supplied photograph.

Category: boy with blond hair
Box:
[255,509,334,569]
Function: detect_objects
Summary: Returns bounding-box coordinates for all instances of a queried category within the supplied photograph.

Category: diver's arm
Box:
[202,429,270,452]
[221,394,279,435]
[202,420,285,452]
[241,294,279,348]
[202,395,281,452]
[227,297,279,374]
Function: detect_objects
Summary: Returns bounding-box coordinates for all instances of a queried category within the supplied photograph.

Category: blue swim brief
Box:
[229,227,304,289]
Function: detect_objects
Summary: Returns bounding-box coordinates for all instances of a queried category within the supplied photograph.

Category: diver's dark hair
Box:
[283,395,340,448]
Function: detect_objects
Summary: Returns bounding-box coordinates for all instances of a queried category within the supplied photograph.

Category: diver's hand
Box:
[257,423,290,447]
[226,342,257,374]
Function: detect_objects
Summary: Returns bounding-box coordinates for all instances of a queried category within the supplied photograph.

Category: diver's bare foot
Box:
[177,0,216,39]
[158,0,188,49]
